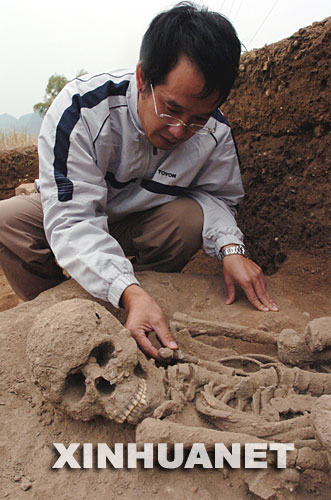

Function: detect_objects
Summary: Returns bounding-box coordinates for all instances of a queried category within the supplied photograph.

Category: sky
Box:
[1,0,330,118]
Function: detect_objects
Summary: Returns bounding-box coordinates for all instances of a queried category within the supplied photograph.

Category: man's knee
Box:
[132,197,203,272]
[161,197,203,250]
[0,193,42,230]
[0,193,46,263]
[0,196,14,226]
[0,196,20,245]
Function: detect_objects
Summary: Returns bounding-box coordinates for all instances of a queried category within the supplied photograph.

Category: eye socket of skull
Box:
[90,342,115,366]
[63,372,86,404]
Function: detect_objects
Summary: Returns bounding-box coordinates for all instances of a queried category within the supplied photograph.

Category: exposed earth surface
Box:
[0,18,330,500]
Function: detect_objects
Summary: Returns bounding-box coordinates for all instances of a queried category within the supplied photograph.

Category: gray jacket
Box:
[38,69,244,307]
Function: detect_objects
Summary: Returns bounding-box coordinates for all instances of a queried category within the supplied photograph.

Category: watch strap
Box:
[219,244,248,261]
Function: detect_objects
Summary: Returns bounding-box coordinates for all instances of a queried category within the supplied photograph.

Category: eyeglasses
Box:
[150,83,217,135]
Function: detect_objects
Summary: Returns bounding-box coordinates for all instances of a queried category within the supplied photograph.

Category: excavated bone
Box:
[278,328,331,366]
[171,328,237,374]
[173,327,237,359]
[305,317,331,353]
[295,446,329,471]
[311,395,331,467]
[193,361,331,451]
[136,419,329,472]
[195,388,313,441]
[170,312,278,344]
[137,417,274,458]
[158,330,237,376]
[233,364,331,398]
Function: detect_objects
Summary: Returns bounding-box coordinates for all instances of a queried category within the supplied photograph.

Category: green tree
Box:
[34,70,88,117]
[33,74,68,117]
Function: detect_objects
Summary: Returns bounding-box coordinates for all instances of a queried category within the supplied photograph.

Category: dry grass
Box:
[0,130,38,150]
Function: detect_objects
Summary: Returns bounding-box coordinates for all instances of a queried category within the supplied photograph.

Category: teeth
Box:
[126,381,148,423]
[137,386,144,397]
[116,414,127,423]
[122,408,132,418]
[110,380,148,424]
[110,380,147,424]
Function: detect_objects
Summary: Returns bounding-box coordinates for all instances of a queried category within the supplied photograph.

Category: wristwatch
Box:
[219,244,248,261]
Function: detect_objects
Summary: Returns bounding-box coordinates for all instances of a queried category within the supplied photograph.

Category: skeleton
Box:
[26,301,277,424]
[27,299,331,495]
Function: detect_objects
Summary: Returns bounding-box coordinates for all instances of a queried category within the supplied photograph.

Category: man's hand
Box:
[222,252,279,312]
[121,284,178,360]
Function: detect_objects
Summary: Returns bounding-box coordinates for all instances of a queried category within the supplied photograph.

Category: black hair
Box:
[139,1,241,105]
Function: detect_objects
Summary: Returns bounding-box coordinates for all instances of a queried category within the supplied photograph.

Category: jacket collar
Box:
[127,72,145,136]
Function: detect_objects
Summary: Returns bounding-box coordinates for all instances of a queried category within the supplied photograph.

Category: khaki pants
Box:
[0,193,203,301]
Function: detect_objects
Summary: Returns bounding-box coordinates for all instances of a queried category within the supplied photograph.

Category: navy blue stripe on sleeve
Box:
[105,172,137,189]
[141,179,186,196]
[53,79,130,202]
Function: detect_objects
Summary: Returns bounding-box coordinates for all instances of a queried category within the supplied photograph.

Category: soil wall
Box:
[222,17,330,271]
[0,146,38,200]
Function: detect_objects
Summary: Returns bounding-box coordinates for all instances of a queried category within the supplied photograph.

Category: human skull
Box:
[27,299,166,424]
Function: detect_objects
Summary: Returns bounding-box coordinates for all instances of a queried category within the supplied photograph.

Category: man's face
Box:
[136,57,220,150]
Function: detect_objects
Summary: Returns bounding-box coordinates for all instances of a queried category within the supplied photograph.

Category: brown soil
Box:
[0,146,38,200]
[0,267,330,500]
[0,18,330,500]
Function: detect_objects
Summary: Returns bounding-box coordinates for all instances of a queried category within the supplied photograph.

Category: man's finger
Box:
[254,279,279,311]
[130,329,162,360]
[225,282,236,305]
[241,282,269,312]
[152,319,178,350]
